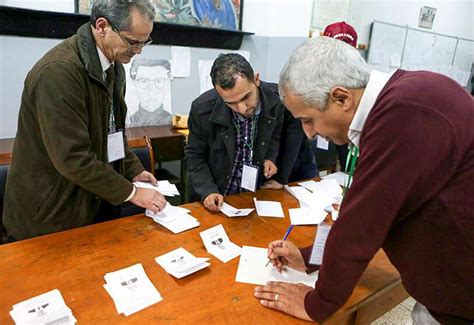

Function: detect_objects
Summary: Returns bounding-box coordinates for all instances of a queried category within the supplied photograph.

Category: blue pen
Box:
[265,224,294,267]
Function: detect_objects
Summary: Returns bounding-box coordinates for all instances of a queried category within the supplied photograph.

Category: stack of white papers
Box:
[253,198,284,218]
[10,289,76,324]
[219,202,254,217]
[288,207,327,225]
[155,247,210,279]
[146,203,200,234]
[103,264,162,316]
[285,179,344,225]
[134,180,180,197]
[322,171,349,187]
[200,224,241,263]
[298,179,343,200]
[235,246,318,286]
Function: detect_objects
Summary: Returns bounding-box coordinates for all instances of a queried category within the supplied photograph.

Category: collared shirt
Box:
[96,46,113,81]
[225,104,261,195]
[96,46,135,202]
[348,70,395,148]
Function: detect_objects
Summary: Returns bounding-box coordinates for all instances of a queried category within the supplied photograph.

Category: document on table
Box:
[9,289,77,325]
[134,180,180,197]
[155,247,210,279]
[200,224,241,263]
[289,207,328,225]
[103,263,162,316]
[253,198,284,218]
[219,202,254,217]
[298,179,343,199]
[322,171,350,187]
[146,203,200,234]
[235,246,318,286]
[285,185,336,211]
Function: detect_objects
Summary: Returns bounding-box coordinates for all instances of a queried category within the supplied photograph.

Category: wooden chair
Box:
[127,136,155,176]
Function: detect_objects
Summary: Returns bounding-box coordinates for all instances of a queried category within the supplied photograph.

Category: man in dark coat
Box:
[262,109,318,189]
[185,53,284,211]
[3,0,166,241]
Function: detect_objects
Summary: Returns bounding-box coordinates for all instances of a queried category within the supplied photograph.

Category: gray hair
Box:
[91,0,156,32]
[279,36,371,110]
[130,58,171,79]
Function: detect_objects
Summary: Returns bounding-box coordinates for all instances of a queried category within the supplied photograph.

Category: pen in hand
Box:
[265,224,294,267]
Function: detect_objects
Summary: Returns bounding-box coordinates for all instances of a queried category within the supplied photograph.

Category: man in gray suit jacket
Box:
[185,54,284,211]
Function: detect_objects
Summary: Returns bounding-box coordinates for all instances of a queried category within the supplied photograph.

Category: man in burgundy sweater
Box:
[254,37,474,323]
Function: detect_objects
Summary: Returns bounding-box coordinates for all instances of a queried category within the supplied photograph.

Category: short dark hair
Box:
[210,53,254,89]
[130,58,171,80]
[90,0,155,32]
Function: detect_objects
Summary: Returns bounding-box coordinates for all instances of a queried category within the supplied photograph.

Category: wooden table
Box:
[0,187,408,324]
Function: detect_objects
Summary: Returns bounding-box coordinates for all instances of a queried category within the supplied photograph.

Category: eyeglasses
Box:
[109,21,153,50]
[136,78,167,89]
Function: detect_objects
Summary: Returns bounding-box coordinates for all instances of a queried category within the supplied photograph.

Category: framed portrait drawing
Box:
[76,0,244,31]
[418,6,436,29]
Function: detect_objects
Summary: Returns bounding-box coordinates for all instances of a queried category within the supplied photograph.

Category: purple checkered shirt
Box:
[224,106,261,195]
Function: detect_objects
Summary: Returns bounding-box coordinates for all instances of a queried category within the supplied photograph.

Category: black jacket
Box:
[185,81,284,201]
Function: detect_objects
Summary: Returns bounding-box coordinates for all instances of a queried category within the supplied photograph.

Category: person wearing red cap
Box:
[323,21,358,48]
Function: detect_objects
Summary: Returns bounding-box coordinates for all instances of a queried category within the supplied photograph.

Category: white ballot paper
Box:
[219,202,254,217]
[289,207,328,225]
[298,179,343,199]
[155,247,210,279]
[235,246,318,286]
[103,263,162,316]
[134,180,180,197]
[253,198,284,218]
[199,224,241,263]
[322,171,349,187]
[146,203,200,234]
[10,289,77,325]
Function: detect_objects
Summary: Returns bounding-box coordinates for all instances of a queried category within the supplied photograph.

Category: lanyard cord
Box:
[342,145,359,198]
[233,114,258,160]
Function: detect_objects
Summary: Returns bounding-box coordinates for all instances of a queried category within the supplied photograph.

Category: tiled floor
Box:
[371,297,416,325]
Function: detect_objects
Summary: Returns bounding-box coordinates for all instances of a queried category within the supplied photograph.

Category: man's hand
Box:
[254,282,313,321]
[130,187,166,214]
[261,179,284,190]
[263,160,277,178]
[267,240,307,273]
[203,193,224,212]
[132,170,158,185]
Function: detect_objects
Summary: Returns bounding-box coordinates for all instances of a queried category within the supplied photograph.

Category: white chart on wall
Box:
[367,20,473,87]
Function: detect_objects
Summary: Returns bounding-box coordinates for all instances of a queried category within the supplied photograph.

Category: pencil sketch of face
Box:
[131,59,171,112]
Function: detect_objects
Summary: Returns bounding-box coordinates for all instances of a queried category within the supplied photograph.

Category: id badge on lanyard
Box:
[241,163,258,192]
[107,102,125,163]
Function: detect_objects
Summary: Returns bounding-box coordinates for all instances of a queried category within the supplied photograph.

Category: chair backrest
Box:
[127,136,155,176]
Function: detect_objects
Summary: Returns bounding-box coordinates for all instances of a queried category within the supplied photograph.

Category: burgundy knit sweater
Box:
[302,70,474,323]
